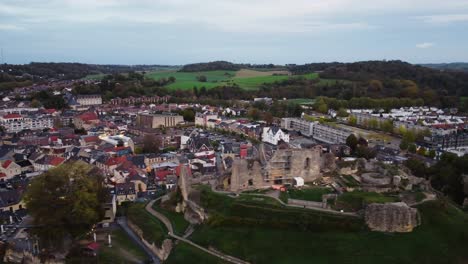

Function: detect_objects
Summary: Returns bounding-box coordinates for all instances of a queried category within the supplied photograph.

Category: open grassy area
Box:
[152,202,190,236]
[81,73,107,80]
[288,187,333,202]
[143,69,320,90]
[165,243,228,264]
[126,202,168,247]
[97,228,149,264]
[188,198,468,264]
[285,98,316,105]
[335,191,400,212]
[235,69,289,78]
[145,70,235,90]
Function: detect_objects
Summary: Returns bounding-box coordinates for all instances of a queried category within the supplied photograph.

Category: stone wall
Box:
[364,202,421,233]
[230,147,329,192]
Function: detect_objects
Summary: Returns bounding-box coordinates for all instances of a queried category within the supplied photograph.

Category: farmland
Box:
[143,69,319,91]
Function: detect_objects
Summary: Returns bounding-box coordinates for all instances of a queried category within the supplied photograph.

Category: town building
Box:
[262,127,290,145]
[76,94,102,106]
[136,113,184,129]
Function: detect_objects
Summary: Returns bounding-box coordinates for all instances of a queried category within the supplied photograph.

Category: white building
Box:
[99,134,135,152]
[195,111,219,128]
[77,94,102,106]
[262,127,290,145]
[0,113,54,133]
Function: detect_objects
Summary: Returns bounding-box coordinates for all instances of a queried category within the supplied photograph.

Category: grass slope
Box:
[97,228,149,264]
[288,187,333,202]
[126,203,168,247]
[189,197,468,264]
[151,202,190,236]
[165,243,228,264]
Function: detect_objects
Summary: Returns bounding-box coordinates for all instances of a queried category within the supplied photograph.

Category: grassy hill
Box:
[169,187,468,264]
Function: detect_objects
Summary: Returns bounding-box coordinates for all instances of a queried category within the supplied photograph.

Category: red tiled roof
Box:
[3,113,22,119]
[0,173,6,178]
[87,242,100,251]
[2,160,12,169]
[83,135,100,143]
[49,157,65,166]
[105,156,127,166]
[79,112,99,122]
[44,109,56,114]
[176,164,192,177]
[155,169,173,181]
[50,136,59,142]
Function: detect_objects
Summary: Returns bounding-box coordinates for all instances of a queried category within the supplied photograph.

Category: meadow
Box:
[144,69,319,91]
[183,187,468,264]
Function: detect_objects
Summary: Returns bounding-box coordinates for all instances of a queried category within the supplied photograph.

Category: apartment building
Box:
[136,113,184,129]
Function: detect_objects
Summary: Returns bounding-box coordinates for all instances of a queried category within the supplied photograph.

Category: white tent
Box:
[293,177,304,187]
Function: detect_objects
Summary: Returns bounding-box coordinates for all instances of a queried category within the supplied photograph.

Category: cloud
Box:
[1,0,468,33]
[0,24,24,31]
[416,42,435,49]
[417,14,468,24]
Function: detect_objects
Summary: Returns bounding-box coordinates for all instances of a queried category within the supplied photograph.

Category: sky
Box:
[1,0,468,65]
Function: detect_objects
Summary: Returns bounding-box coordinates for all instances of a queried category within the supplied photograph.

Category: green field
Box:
[288,187,333,202]
[165,243,228,264]
[143,70,319,91]
[126,203,168,247]
[185,187,468,264]
[334,191,400,212]
[285,98,316,105]
[152,202,190,236]
[97,228,149,264]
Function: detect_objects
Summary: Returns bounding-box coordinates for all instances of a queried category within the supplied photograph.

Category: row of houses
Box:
[281,118,352,144]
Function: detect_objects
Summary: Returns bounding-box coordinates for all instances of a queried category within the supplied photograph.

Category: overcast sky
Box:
[1,0,468,65]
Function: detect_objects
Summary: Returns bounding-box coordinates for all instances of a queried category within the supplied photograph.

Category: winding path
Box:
[146,198,250,264]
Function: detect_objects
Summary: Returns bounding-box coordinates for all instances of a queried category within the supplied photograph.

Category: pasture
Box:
[144,69,320,90]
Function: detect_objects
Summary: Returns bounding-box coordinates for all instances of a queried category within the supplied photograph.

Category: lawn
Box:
[126,202,168,247]
[288,187,333,202]
[189,200,468,264]
[152,202,190,236]
[97,228,149,264]
[285,98,316,105]
[165,243,228,264]
[335,191,400,212]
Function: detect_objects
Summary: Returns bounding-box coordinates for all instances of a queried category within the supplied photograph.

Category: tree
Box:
[197,75,207,82]
[142,134,161,153]
[24,162,106,249]
[399,140,409,150]
[263,111,274,124]
[346,134,358,151]
[31,99,42,108]
[381,120,393,133]
[247,107,261,121]
[408,143,417,153]
[348,115,357,126]
[336,108,349,117]
[417,146,427,156]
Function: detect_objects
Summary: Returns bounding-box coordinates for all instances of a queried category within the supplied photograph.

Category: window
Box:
[304,157,310,169]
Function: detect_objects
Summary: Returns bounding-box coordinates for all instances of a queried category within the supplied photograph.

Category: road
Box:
[117,217,160,264]
[146,198,250,264]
